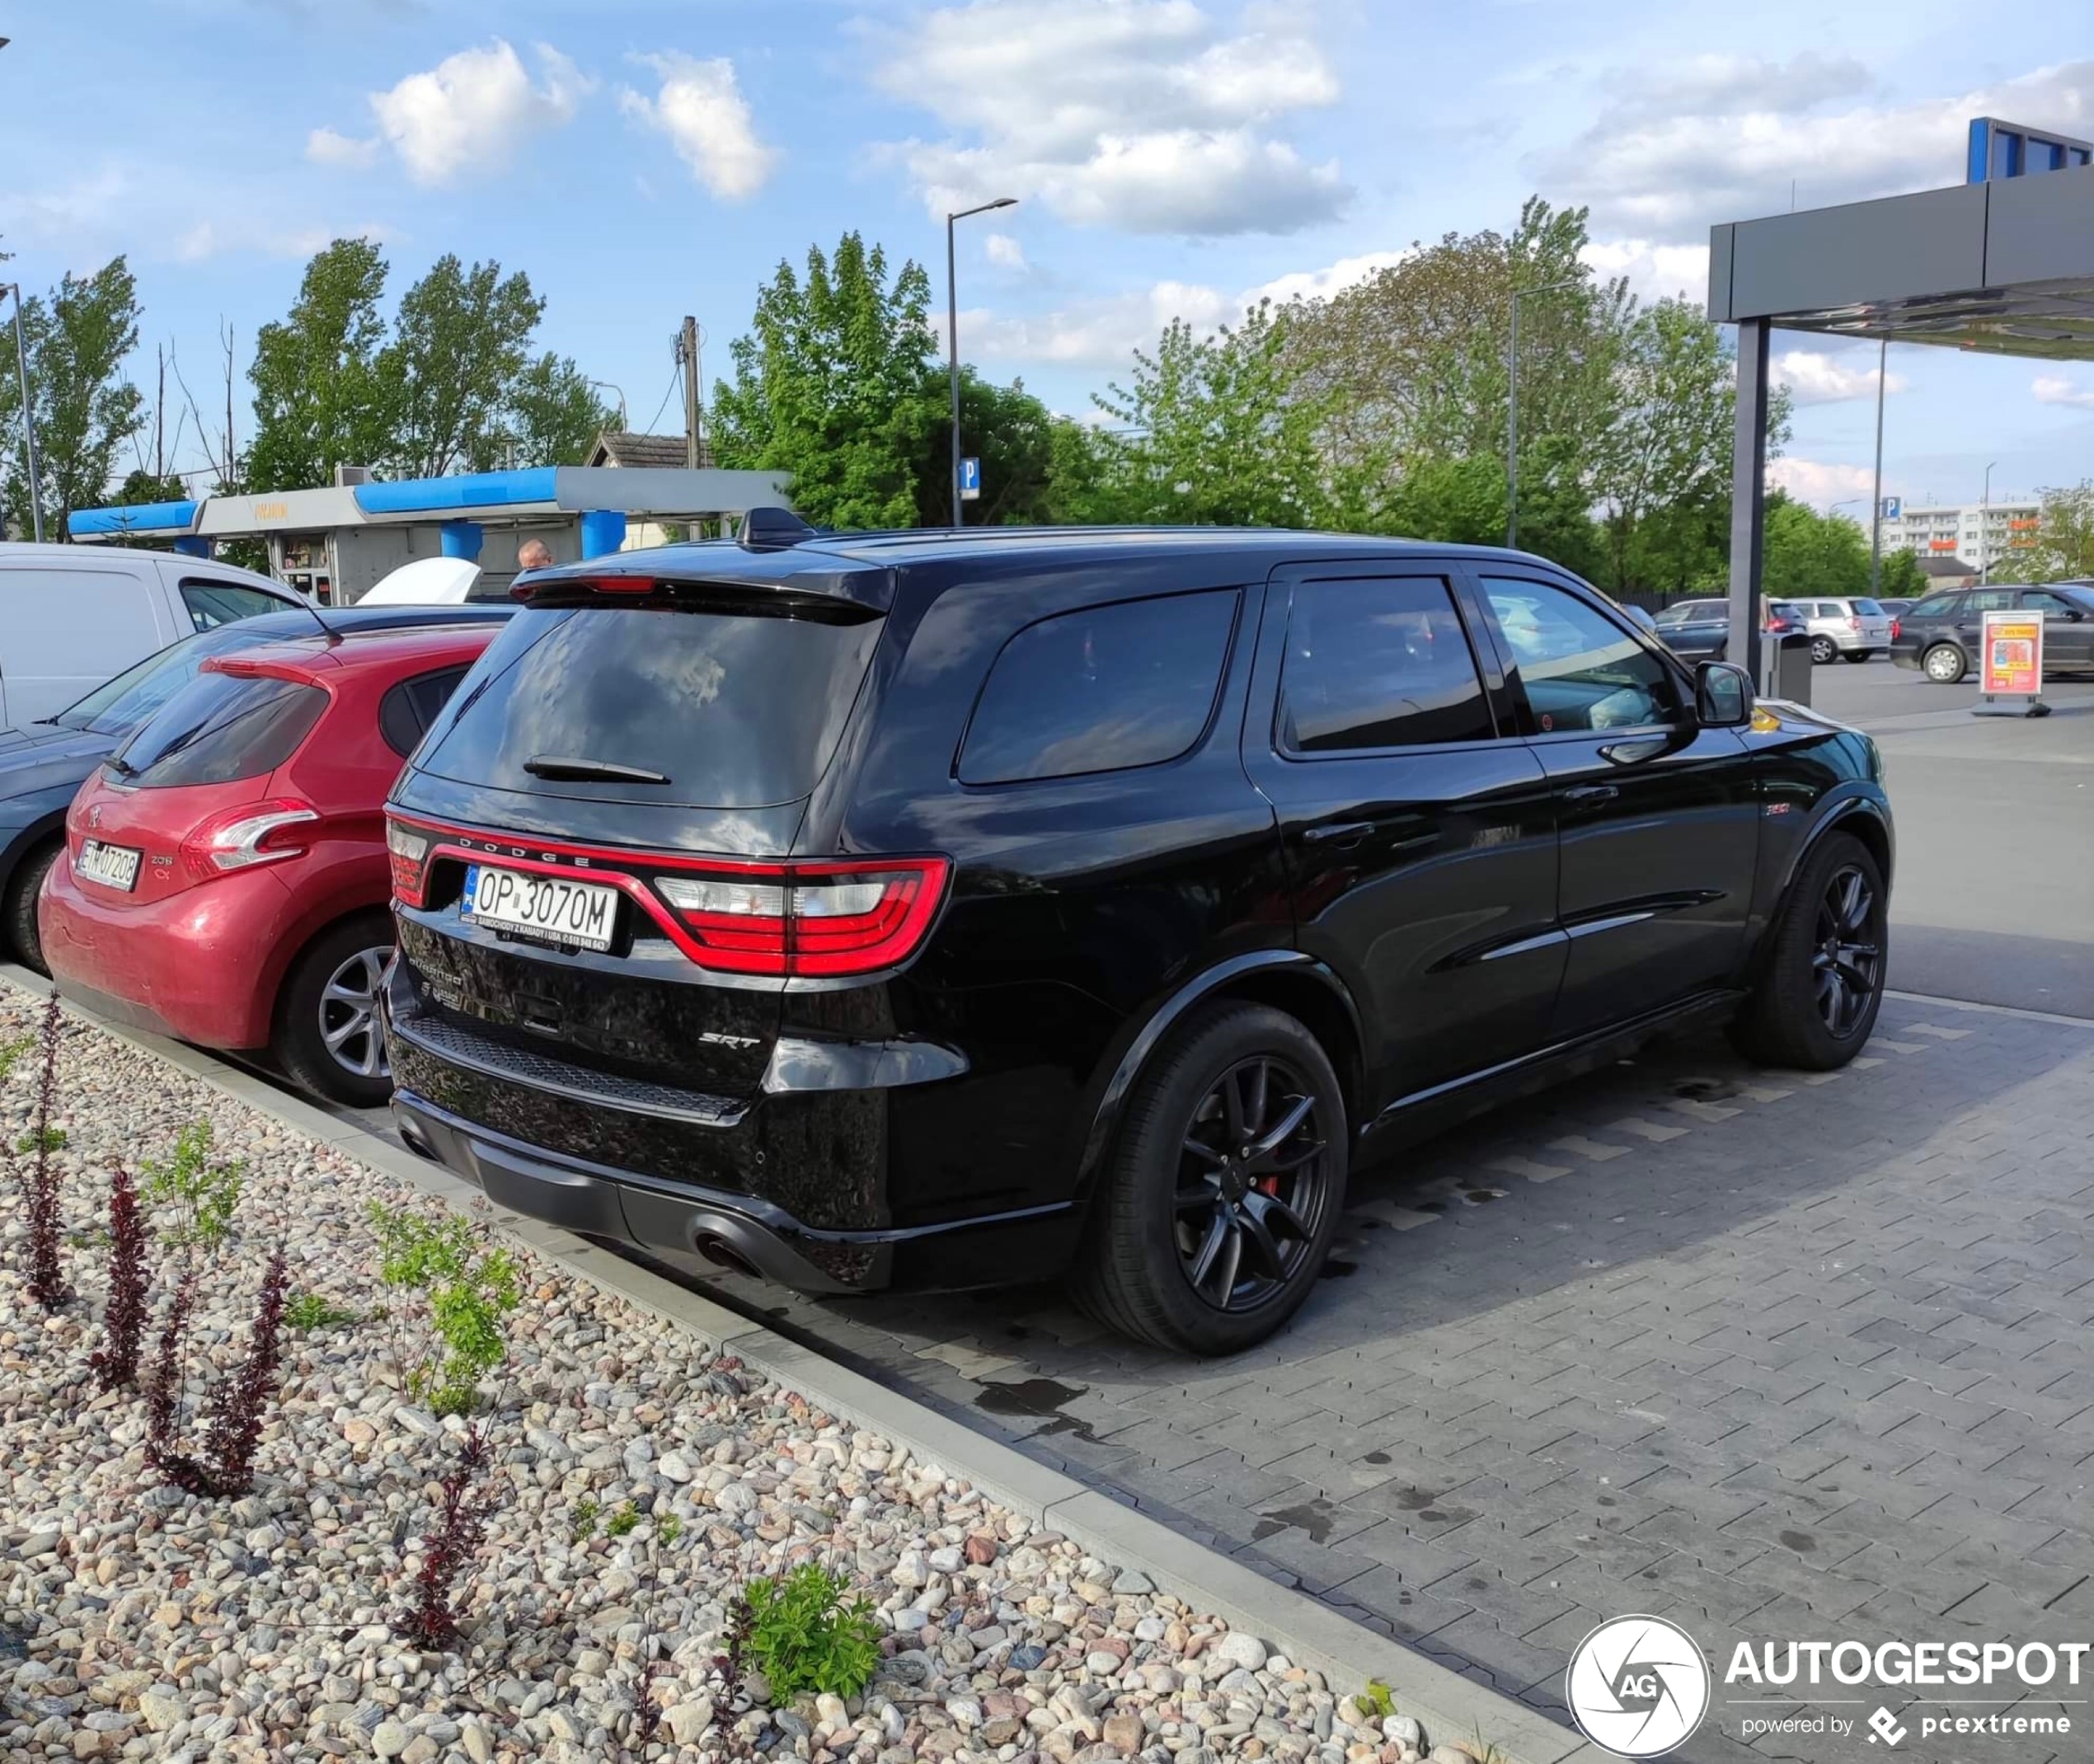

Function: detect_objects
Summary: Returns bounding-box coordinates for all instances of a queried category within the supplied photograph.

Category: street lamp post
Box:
[1979,460,1998,584]
[1506,277,1580,548]
[5,284,46,544]
[588,380,629,431]
[946,196,1017,528]
[1868,338,1888,599]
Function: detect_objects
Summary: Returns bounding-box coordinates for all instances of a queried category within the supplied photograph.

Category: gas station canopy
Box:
[1716,118,2094,683]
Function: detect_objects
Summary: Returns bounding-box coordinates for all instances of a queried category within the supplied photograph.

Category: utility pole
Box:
[1868,337,1887,598]
[677,317,702,468]
[6,285,47,542]
[1979,461,1998,585]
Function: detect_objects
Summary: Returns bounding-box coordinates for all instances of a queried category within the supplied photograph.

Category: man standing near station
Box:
[516,537,554,573]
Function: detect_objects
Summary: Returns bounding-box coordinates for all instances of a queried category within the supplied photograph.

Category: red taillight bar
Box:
[510,575,657,603]
[383,813,950,979]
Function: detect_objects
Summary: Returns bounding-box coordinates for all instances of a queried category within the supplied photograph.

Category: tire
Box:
[1843,650,1872,664]
[273,912,395,1106]
[1072,1002,1347,1354]
[1809,636,1838,665]
[1923,643,1966,684]
[3,840,60,977]
[1729,832,1887,1072]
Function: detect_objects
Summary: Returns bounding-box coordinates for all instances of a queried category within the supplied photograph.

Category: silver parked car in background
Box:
[1786,596,1893,664]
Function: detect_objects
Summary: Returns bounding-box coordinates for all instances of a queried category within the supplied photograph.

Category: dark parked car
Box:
[382,527,1893,1353]
[1890,584,2094,683]
[0,603,512,973]
[1654,598,1805,664]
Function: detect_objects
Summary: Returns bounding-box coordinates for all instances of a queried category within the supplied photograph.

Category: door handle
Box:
[1301,820,1376,847]
[1562,784,1619,805]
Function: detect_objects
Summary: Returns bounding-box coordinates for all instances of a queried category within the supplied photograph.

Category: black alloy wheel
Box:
[1813,864,1882,1040]
[1174,1054,1331,1312]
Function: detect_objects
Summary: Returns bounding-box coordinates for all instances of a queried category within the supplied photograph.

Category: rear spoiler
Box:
[513,536,894,618]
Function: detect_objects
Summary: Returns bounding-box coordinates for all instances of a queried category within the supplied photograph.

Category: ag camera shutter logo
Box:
[1566,1615,1711,1756]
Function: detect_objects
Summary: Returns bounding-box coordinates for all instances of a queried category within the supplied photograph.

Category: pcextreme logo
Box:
[1565,1615,1711,1757]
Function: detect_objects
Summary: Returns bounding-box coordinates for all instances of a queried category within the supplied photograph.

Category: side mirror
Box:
[1696,660,1754,728]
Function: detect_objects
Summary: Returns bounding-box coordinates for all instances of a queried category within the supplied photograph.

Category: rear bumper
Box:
[381,968,1082,1296]
[40,852,289,1049]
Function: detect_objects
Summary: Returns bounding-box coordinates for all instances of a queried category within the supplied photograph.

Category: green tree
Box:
[113,467,189,504]
[0,259,146,539]
[1763,494,1871,598]
[481,351,618,471]
[246,239,393,493]
[1876,548,1929,598]
[1993,481,2094,583]
[908,369,1064,527]
[1591,298,1791,593]
[380,256,543,479]
[711,233,941,529]
[1087,301,1336,528]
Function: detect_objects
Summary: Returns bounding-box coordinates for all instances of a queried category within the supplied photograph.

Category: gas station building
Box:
[67,460,792,604]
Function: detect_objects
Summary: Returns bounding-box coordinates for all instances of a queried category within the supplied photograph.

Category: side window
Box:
[1965,589,2015,612]
[2020,590,2074,613]
[181,580,289,630]
[1277,576,1494,752]
[1907,594,1957,617]
[958,590,1237,786]
[379,666,473,759]
[1481,577,1679,734]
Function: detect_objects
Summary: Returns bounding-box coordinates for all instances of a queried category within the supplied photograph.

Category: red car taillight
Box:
[179,799,319,884]
[654,858,950,977]
[387,817,432,908]
[1891,617,1902,640]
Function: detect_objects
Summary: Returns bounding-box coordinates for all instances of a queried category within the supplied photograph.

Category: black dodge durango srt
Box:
[382,523,1893,1354]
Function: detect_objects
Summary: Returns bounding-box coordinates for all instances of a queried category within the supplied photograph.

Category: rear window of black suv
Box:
[416,603,882,809]
[957,589,1237,786]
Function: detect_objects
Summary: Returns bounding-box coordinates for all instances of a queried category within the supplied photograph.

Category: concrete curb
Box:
[2,964,1602,1764]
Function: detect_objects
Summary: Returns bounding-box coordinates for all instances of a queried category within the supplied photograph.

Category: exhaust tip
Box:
[694,1233,761,1279]
[397,1122,437,1161]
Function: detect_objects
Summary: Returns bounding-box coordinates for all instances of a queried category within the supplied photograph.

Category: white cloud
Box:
[364,39,590,186]
[618,54,777,200]
[1580,238,1711,305]
[307,126,380,169]
[959,249,1404,369]
[1775,349,1907,405]
[175,218,393,264]
[1545,57,2094,242]
[871,0,1348,235]
[2034,375,2094,411]
[984,232,1028,271]
[1768,457,1876,509]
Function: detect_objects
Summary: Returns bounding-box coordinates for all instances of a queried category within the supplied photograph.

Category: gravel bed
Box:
[0,995,1477,1764]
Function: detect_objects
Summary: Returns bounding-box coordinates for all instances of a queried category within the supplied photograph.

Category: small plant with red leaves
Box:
[151,1242,290,1499]
[145,1270,194,1461]
[7,994,71,1309]
[395,1423,492,1649]
[89,1166,150,1390]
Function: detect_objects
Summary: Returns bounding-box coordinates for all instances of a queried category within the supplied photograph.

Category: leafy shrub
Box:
[570,1495,601,1541]
[141,1120,243,1252]
[90,1167,149,1390]
[8,996,70,1308]
[367,1203,521,1414]
[396,1422,491,1650]
[737,1564,881,1701]
[152,1242,291,1498]
[286,1292,359,1333]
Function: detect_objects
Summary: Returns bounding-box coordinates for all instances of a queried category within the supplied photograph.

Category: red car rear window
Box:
[109,671,326,789]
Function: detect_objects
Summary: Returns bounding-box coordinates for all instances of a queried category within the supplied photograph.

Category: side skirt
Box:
[1358,988,1744,1161]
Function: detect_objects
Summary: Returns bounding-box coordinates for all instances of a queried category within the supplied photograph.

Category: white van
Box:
[0,545,301,730]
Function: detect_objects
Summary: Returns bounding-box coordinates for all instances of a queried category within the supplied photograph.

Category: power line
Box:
[641,364,682,438]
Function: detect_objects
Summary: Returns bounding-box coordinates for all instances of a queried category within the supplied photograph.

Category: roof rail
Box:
[739,506,819,552]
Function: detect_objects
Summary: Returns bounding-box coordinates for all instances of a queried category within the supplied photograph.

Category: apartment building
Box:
[1880,497,2040,575]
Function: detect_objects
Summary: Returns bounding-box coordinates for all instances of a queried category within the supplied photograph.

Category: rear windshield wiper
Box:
[523,755,671,786]
[103,753,137,777]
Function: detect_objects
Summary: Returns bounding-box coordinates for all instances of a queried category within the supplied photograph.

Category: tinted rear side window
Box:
[181,580,287,630]
[1908,596,1958,617]
[1279,576,1494,752]
[420,605,882,809]
[113,671,326,787]
[379,666,474,758]
[958,589,1237,786]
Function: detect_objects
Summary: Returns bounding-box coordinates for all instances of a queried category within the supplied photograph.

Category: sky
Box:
[3,0,2092,516]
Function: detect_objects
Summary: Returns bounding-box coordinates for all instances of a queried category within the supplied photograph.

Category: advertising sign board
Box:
[1975,607,2049,716]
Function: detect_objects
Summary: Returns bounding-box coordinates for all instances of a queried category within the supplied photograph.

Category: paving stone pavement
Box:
[693,997,2094,1763]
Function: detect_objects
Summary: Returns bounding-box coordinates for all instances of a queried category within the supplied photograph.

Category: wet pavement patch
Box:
[1255,1497,1340,1543]
[974,1376,1098,1442]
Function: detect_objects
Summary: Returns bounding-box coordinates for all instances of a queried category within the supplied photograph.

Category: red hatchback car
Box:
[41,622,496,1104]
